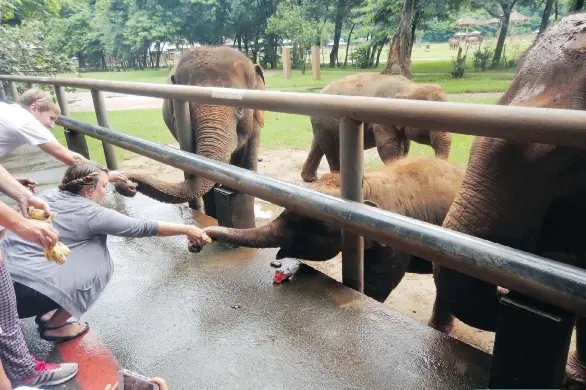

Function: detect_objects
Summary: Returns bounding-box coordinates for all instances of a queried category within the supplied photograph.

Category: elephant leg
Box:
[373,125,406,164]
[429,264,456,333]
[364,246,411,303]
[301,137,324,182]
[430,131,452,160]
[565,317,586,389]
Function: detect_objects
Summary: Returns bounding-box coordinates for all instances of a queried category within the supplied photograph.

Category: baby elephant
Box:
[205,156,464,303]
[301,73,452,182]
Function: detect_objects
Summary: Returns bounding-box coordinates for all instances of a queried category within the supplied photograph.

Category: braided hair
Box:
[59,161,109,194]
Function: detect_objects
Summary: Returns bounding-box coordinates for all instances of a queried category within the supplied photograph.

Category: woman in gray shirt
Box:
[2,161,211,343]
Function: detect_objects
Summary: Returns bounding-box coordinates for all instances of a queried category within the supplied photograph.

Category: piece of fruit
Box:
[27,207,56,221]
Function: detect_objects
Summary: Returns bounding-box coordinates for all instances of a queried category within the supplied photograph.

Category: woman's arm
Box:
[0,200,59,248]
[157,221,211,248]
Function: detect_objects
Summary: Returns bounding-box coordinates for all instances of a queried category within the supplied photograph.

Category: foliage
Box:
[0,0,60,25]
[472,46,494,71]
[451,46,467,78]
[349,44,372,68]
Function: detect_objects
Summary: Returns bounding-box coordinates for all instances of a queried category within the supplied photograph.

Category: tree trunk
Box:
[329,0,346,67]
[492,5,512,68]
[238,35,242,51]
[381,0,415,78]
[409,8,421,57]
[244,37,249,57]
[252,36,259,63]
[375,41,385,67]
[575,0,584,11]
[344,23,356,67]
[369,42,379,67]
[555,0,559,20]
[538,0,555,37]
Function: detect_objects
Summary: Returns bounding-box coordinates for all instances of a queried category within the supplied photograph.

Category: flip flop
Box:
[40,321,90,343]
[34,312,54,327]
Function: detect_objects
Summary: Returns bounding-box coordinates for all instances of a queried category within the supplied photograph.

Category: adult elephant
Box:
[428,13,586,388]
[115,46,265,216]
[204,156,465,302]
[448,38,460,50]
[300,73,452,182]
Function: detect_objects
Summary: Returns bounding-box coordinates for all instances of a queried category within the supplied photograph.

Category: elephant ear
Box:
[253,64,265,128]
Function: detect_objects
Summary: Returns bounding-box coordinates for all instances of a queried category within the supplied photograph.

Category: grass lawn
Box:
[55,96,497,170]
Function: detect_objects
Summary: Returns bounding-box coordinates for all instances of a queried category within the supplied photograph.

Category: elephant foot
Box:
[301,170,317,183]
[428,318,455,334]
[565,351,586,390]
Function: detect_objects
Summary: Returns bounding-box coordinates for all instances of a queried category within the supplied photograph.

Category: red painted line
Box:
[57,329,119,390]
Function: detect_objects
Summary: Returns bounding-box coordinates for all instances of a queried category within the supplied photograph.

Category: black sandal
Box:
[40,321,90,343]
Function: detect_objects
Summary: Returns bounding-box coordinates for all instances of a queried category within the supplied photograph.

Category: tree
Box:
[0,0,60,25]
[0,21,75,92]
[381,0,415,78]
[574,0,584,10]
[538,0,555,36]
[266,1,320,73]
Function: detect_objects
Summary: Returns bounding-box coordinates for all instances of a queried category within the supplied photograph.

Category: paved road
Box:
[1,146,491,389]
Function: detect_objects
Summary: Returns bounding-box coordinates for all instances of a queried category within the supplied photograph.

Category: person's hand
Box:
[104,377,167,390]
[18,194,51,218]
[13,217,59,248]
[14,177,37,193]
[186,225,211,253]
[108,171,128,183]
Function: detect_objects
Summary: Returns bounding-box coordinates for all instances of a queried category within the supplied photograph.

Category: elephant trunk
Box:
[193,105,238,198]
[204,216,288,248]
[116,105,237,203]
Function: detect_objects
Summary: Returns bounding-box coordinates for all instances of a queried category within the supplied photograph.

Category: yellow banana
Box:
[27,207,56,221]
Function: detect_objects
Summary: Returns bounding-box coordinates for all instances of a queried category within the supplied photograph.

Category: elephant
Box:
[300,73,453,183]
[426,13,586,388]
[204,156,465,302]
[115,46,266,217]
[448,38,460,50]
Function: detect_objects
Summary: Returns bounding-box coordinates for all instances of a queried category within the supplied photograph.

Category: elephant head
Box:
[204,157,464,261]
[116,46,265,203]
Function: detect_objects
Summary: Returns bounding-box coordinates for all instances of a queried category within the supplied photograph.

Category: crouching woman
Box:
[2,161,210,343]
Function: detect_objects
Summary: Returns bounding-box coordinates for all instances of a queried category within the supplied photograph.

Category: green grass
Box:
[59,104,490,169]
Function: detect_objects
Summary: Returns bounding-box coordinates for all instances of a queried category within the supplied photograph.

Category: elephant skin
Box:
[115,46,265,209]
[300,73,452,183]
[205,156,465,303]
[427,13,586,388]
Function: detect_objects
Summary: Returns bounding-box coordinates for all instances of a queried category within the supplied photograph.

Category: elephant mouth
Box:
[114,181,138,197]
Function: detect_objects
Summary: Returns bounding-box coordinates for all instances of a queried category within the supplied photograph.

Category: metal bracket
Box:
[213,186,255,229]
[489,292,574,389]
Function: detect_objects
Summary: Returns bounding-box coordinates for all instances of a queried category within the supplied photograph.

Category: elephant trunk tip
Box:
[114,182,138,198]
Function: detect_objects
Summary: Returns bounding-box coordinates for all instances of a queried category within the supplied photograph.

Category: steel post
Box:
[91,89,119,170]
[489,292,574,389]
[55,86,90,159]
[0,83,6,99]
[340,117,364,293]
[9,81,18,101]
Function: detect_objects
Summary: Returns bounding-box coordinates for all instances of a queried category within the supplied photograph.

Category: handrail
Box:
[57,114,586,317]
[2,74,586,148]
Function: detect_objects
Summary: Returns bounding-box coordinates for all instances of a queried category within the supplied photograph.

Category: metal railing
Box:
[2,74,586,388]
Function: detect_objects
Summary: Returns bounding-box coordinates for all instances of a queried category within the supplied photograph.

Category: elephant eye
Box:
[236,107,245,117]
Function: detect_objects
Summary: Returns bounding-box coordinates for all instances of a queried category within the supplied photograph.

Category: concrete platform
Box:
[1,145,491,389]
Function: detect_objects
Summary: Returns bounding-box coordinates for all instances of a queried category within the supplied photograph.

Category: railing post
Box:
[27,82,35,89]
[340,117,364,293]
[91,89,119,170]
[55,86,90,159]
[172,99,200,211]
[9,81,18,101]
[489,292,574,389]
[0,82,6,100]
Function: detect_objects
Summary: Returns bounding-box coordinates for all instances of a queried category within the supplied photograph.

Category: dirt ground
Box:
[119,144,501,354]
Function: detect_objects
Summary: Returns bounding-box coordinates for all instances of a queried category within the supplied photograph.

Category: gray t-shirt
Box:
[2,189,159,318]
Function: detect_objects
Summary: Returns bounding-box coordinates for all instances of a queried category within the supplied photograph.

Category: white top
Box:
[0,101,57,157]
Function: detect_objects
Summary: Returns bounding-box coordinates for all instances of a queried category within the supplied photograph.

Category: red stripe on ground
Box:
[57,329,119,390]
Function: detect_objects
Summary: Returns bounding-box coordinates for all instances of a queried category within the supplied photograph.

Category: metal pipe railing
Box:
[56,114,586,317]
[2,74,586,148]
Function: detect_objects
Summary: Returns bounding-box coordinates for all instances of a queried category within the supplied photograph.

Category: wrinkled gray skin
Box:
[300,73,452,182]
[205,157,465,302]
[426,13,586,389]
[115,46,265,212]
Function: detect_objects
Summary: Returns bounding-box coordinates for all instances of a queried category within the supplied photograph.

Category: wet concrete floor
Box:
[1,146,491,389]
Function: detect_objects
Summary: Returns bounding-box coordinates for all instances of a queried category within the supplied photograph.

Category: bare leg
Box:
[565,318,586,389]
[301,138,324,182]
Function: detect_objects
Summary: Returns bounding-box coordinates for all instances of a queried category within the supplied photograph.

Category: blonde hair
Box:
[17,88,61,115]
